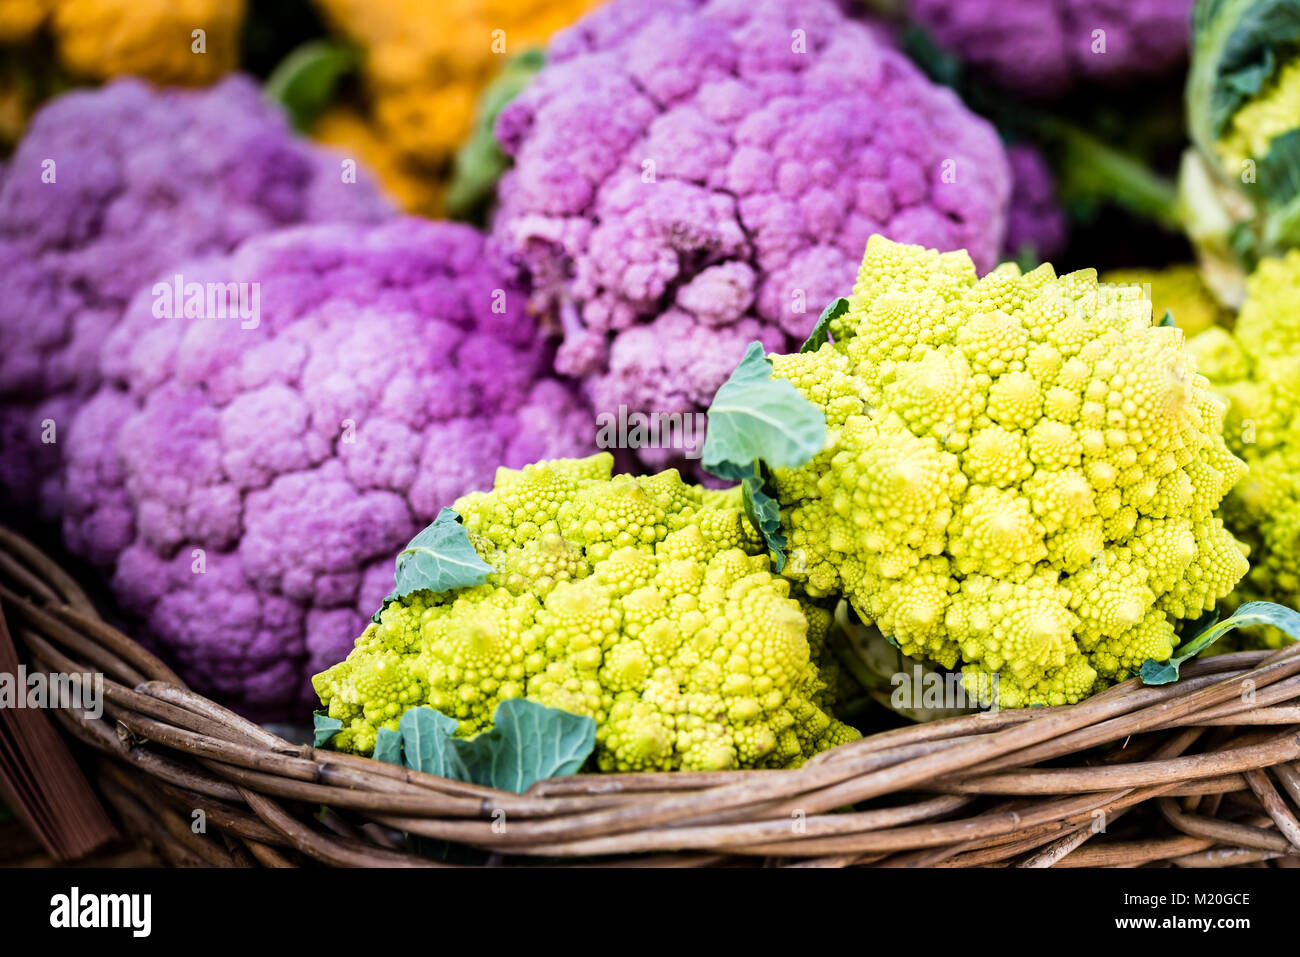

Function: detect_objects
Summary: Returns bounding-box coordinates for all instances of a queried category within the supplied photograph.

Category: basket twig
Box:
[2,526,1298,868]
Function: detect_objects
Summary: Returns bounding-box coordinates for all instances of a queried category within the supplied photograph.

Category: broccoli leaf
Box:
[1139,601,1300,684]
[383,508,493,611]
[312,711,343,748]
[740,470,788,571]
[264,40,356,132]
[1201,0,1300,137]
[703,341,824,567]
[1257,127,1300,206]
[388,700,595,794]
[371,508,492,621]
[703,340,826,481]
[1158,309,1177,328]
[1229,220,1262,273]
[453,699,596,794]
[800,297,850,353]
[398,707,468,780]
[372,727,405,766]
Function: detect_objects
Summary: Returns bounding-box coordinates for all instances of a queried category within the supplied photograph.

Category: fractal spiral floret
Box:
[768,236,1250,708]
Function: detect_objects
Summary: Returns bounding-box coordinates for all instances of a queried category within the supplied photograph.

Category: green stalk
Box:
[1035,116,1183,230]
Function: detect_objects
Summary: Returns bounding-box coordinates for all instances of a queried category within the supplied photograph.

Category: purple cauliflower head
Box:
[62,217,594,718]
[490,0,1011,466]
[0,74,392,517]
[1002,142,1068,263]
[909,0,1194,98]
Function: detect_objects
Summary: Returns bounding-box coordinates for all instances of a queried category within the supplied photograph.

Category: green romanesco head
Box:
[769,235,1250,708]
[1188,251,1300,648]
[312,453,857,770]
[1179,10,1300,306]
[1215,58,1300,180]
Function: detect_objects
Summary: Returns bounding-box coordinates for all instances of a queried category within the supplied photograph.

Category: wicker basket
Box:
[2,526,1299,868]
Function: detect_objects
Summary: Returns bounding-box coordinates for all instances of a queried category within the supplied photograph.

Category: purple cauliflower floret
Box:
[1002,143,1067,262]
[909,0,1193,98]
[0,74,392,518]
[491,0,1011,466]
[62,218,594,719]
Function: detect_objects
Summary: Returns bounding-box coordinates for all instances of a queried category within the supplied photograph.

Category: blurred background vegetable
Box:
[0,0,244,86]
[1002,141,1068,264]
[1181,0,1300,306]
[1188,250,1300,644]
[305,0,603,216]
[896,4,1194,274]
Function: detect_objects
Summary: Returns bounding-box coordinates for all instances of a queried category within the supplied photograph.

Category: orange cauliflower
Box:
[311,0,602,215]
[1,0,242,86]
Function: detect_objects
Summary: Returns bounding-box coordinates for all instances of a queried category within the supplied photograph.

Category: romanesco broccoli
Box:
[1188,250,1300,646]
[313,454,858,771]
[767,236,1250,708]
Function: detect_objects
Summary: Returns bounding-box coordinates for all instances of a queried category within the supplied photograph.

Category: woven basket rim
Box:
[2,524,1298,868]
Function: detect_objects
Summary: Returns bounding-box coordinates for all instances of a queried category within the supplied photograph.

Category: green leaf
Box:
[799,297,849,353]
[1256,126,1300,207]
[371,508,493,621]
[398,707,468,780]
[445,48,547,222]
[741,471,788,572]
[1051,120,1181,229]
[1228,220,1262,272]
[702,341,824,569]
[1140,601,1300,684]
[452,699,596,794]
[370,596,394,625]
[264,40,356,132]
[312,711,342,748]
[394,508,493,597]
[1158,309,1177,328]
[372,727,404,765]
[702,341,826,481]
[388,701,595,794]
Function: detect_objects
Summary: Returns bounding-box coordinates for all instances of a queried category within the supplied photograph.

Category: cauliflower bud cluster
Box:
[491,0,1011,465]
[62,218,593,718]
[1188,251,1300,635]
[314,453,858,771]
[769,236,1249,708]
[0,75,391,516]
